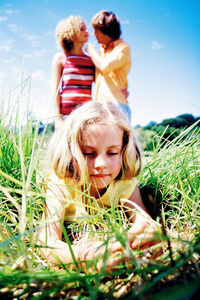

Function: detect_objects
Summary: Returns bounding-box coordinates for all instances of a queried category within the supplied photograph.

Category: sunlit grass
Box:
[0,78,199,299]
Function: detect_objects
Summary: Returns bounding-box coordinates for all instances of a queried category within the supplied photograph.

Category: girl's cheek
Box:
[86,160,92,171]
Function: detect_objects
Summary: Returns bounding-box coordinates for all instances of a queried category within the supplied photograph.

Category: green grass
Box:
[0,78,199,299]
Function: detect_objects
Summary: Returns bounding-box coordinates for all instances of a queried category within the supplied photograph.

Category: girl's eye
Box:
[83,153,95,157]
[108,152,119,156]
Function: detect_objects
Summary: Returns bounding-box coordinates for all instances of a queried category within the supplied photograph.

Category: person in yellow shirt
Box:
[37,101,163,272]
[85,10,132,122]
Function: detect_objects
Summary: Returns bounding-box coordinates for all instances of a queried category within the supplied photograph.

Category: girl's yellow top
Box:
[47,172,137,222]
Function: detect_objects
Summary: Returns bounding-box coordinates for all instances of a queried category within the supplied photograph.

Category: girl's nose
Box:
[94,155,106,169]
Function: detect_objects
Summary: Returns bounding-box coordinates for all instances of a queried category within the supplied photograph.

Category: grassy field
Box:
[0,81,199,299]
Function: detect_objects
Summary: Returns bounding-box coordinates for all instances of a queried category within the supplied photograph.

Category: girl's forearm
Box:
[38,236,80,266]
[52,91,64,130]
[52,90,61,116]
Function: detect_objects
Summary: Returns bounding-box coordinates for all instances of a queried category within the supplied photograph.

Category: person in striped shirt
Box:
[52,16,95,130]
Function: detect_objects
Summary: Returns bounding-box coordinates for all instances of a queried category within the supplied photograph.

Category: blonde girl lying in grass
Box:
[38,101,163,272]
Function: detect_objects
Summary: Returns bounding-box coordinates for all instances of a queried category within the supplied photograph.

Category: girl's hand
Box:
[127,219,163,259]
[78,240,123,273]
[121,192,163,260]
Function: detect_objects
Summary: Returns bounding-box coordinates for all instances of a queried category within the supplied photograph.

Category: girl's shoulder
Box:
[45,171,64,187]
[46,172,79,191]
[114,177,137,196]
[112,177,137,190]
[52,52,66,65]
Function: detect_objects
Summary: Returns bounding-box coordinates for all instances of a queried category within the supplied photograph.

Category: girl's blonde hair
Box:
[56,15,85,51]
[48,102,141,186]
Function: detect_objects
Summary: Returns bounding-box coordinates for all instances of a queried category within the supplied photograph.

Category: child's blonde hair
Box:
[56,15,85,51]
[48,102,141,186]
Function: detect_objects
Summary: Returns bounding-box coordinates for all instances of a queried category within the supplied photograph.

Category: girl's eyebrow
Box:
[108,145,122,148]
[81,144,122,149]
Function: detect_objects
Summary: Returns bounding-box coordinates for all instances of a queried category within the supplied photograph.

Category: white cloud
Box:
[121,20,130,24]
[32,70,45,80]
[2,58,15,64]
[0,45,10,52]
[0,16,7,21]
[0,72,6,80]
[18,52,32,59]
[5,10,19,14]
[21,34,38,41]
[33,49,47,57]
[20,34,39,47]
[7,24,39,47]
[8,23,22,33]
[135,19,143,23]
[0,39,13,52]
[151,41,165,50]
[47,10,57,18]
[44,30,53,36]
[27,35,38,41]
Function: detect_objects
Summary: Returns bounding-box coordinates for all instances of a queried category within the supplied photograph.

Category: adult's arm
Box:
[86,43,131,74]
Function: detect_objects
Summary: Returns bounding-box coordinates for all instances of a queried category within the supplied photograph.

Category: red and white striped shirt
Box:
[60,53,95,115]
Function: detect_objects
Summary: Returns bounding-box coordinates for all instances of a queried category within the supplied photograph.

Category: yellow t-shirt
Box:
[94,38,131,105]
[47,173,137,222]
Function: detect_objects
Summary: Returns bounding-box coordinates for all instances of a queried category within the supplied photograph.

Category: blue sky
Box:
[0,0,199,126]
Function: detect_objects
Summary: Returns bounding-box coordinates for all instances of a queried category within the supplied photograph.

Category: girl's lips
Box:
[91,174,109,178]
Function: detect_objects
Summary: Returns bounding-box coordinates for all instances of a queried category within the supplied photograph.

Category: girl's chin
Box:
[89,185,108,198]
[91,180,109,189]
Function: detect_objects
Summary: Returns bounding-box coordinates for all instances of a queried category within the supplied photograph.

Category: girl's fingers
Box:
[81,242,123,273]
[130,233,163,259]
[107,241,122,253]
[104,251,123,273]
[130,232,159,248]
[127,221,151,238]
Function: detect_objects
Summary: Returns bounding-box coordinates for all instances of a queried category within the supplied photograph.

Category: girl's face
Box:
[81,122,123,198]
[76,21,89,43]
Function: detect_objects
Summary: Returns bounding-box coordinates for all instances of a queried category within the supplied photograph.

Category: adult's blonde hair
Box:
[48,102,141,186]
[56,15,85,51]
